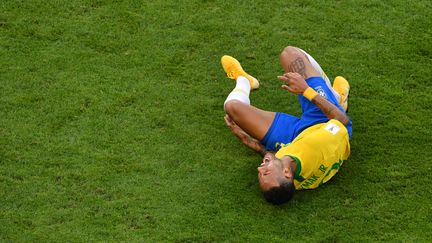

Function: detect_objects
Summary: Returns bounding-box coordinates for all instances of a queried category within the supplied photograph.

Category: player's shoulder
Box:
[298,119,348,142]
[322,119,348,135]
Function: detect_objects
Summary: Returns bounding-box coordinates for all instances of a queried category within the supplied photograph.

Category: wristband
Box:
[303,87,318,101]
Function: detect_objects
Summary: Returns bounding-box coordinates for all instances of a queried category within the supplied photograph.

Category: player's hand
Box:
[224,115,264,153]
[224,115,249,143]
[277,72,309,95]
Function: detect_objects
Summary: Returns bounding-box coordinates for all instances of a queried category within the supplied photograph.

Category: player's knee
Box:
[280,46,301,60]
[224,100,242,118]
[280,46,305,73]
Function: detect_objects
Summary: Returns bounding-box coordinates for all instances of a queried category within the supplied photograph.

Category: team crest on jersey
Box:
[315,86,326,98]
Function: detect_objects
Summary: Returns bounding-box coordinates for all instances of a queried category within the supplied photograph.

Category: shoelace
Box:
[227,71,235,79]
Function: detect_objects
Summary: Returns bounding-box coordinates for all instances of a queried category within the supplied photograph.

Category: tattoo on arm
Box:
[289,58,306,78]
[322,105,336,115]
[311,95,350,126]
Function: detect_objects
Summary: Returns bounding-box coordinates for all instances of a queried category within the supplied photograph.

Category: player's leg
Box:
[221,55,273,140]
[280,46,344,111]
[224,77,275,141]
[280,46,321,79]
[221,55,300,150]
[280,46,350,134]
[224,85,301,151]
[280,46,341,101]
[281,46,350,112]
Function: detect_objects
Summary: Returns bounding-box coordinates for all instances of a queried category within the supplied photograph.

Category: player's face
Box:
[257,153,285,191]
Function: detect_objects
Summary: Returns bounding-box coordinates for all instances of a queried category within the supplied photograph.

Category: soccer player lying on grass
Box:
[221,46,352,205]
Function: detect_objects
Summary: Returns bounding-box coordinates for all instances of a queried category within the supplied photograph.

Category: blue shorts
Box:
[260,77,353,151]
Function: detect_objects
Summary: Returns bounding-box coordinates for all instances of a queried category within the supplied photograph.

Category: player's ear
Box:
[283,166,293,179]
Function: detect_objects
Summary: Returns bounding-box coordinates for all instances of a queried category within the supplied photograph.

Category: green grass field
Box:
[1,0,432,241]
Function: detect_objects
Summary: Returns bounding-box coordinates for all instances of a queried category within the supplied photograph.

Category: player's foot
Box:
[333,76,350,112]
[221,55,259,90]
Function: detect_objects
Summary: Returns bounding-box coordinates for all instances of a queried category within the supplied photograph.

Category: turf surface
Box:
[1,0,432,241]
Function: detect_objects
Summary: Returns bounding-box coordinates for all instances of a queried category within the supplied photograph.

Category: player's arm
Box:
[309,92,350,125]
[278,72,350,126]
[224,115,269,156]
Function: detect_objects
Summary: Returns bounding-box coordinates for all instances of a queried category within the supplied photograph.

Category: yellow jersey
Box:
[275,119,350,190]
